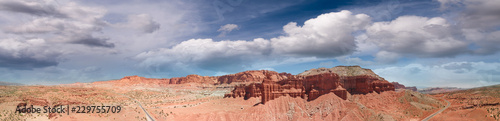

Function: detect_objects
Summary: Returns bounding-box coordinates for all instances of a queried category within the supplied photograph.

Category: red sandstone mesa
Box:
[225,66,395,104]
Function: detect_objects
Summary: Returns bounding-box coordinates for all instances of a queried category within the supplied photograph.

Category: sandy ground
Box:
[1,84,498,121]
[427,85,500,121]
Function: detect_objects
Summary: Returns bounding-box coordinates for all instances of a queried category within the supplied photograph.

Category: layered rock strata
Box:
[225,66,395,104]
[95,65,394,104]
[93,70,291,86]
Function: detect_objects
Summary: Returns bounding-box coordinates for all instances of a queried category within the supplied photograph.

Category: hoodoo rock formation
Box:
[225,66,395,104]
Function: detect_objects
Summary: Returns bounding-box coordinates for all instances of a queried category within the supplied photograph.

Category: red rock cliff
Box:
[225,66,395,104]
[217,70,291,84]
[91,66,394,104]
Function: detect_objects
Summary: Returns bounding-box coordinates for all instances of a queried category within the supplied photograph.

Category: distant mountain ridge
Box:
[88,66,395,89]
[0,81,23,86]
[89,70,291,87]
[418,87,464,94]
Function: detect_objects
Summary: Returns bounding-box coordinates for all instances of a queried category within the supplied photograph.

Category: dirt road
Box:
[116,93,156,121]
[422,96,451,121]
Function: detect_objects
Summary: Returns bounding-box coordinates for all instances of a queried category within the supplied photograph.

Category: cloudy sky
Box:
[0,0,499,88]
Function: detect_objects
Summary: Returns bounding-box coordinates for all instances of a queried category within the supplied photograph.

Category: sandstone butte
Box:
[91,65,395,104]
[225,66,395,104]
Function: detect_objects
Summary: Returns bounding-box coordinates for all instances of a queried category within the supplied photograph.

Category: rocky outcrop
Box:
[372,80,396,93]
[244,83,262,99]
[303,73,343,100]
[301,66,394,94]
[307,89,320,101]
[224,85,246,98]
[90,65,394,104]
[225,66,394,104]
[332,86,348,100]
[169,75,218,84]
[406,86,417,92]
[217,70,291,84]
[259,76,307,104]
[93,70,291,86]
[225,73,308,104]
[392,82,405,89]
[392,82,417,91]
[261,77,281,104]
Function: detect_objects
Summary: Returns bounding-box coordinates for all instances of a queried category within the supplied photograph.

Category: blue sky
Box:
[0,0,499,88]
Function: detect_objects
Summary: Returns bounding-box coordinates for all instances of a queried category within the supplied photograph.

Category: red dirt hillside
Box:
[0,66,451,121]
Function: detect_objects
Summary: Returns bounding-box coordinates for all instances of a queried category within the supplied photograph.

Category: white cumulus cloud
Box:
[271,10,371,57]
[366,16,468,58]
[135,38,271,72]
[135,10,372,73]
[0,0,114,48]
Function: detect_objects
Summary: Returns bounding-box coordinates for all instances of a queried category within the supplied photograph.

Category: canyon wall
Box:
[225,66,395,104]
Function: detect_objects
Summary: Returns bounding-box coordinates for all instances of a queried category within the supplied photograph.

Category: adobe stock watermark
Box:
[212,0,244,22]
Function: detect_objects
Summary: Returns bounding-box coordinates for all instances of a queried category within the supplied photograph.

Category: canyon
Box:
[225,66,395,104]
[2,66,494,121]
